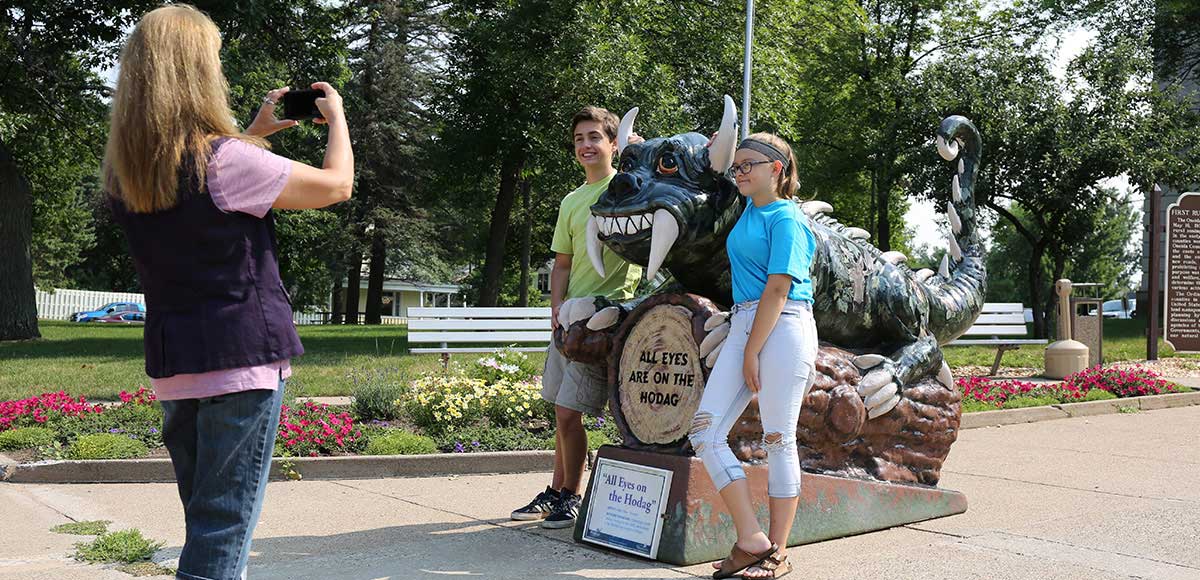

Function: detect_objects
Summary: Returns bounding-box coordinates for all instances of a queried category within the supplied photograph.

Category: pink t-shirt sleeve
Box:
[207,138,293,218]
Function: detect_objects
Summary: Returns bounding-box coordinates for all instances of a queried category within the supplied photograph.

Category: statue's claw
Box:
[701,311,731,369]
[857,358,901,420]
[587,306,621,331]
[937,360,954,390]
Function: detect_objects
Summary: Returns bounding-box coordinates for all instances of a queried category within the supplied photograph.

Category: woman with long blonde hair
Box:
[106,5,353,578]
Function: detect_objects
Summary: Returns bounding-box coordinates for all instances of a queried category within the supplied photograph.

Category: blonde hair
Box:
[103,4,265,213]
[744,132,799,199]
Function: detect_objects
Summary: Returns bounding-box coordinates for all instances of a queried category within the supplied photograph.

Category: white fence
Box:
[35,288,146,321]
[36,288,410,326]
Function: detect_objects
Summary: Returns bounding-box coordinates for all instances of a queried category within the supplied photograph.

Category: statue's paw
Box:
[699,312,730,369]
[854,354,901,420]
[558,297,597,329]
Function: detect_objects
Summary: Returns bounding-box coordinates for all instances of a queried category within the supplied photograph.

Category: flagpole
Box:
[741,0,755,140]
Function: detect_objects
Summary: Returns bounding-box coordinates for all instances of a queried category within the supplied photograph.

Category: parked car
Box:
[94,310,146,324]
[71,302,146,322]
[1099,298,1136,319]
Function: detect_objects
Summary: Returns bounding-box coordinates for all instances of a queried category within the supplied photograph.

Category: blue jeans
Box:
[161,382,284,580]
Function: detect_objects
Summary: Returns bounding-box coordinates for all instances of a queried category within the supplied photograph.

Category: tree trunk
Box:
[343,252,362,325]
[478,149,526,306]
[1027,240,1049,339]
[330,275,344,325]
[519,180,531,307]
[0,140,41,341]
[365,223,386,324]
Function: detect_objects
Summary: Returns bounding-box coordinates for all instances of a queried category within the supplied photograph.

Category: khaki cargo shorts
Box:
[541,341,609,416]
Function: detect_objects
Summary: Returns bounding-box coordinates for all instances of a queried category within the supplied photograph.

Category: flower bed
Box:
[957,364,1186,412]
[7,354,1184,465]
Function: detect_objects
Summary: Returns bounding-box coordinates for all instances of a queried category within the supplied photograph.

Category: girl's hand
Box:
[245,87,299,138]
[743,349,761,393]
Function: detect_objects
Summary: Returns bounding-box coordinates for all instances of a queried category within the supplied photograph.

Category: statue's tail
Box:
[924,116,986,344]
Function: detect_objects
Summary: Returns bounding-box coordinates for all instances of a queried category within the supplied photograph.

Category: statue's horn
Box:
[617,107,639,154]
[707,95,738,174]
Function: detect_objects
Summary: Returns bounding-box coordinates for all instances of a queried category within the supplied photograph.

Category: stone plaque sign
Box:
[1166,192,1200,353]
[616,305,705,445]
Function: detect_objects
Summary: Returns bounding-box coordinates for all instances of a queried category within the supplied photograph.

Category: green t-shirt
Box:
[551,174,643,299]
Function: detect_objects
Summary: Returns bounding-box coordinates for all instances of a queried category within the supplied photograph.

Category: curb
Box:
[0,450,554,484]
[3,392,1197,485]
[959,390,1200,429]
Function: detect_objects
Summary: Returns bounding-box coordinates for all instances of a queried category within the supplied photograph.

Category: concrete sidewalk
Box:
[2,406,1198,580]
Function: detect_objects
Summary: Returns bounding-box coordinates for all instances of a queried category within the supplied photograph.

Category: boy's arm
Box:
[550,253,572,329]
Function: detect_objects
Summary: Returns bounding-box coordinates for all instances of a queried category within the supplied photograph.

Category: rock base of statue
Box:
[605,292,963,487]
[573,445,967,565]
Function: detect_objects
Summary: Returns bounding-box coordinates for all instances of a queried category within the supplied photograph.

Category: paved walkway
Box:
[2,406,1198,580]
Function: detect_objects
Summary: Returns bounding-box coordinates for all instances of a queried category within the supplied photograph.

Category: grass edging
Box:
[0,450,555,484]
[4,391,1199,484]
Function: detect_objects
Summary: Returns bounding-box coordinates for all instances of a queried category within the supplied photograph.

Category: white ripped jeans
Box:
[689,299,818,498]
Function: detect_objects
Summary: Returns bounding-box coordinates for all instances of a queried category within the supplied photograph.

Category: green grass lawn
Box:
[1,318,1192,402]
[0,321,547,401]
[942,318,1200,369]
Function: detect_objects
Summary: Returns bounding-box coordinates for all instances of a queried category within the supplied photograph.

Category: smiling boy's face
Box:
[573,120,617,169]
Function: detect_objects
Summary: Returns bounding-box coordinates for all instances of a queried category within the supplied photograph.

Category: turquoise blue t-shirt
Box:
[726,199,816,304]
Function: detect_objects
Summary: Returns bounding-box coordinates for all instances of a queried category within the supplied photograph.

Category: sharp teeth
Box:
[623,217,635,235]
[948,204,962,234]
[646,209,679,280]
[640,214,651,229]
[586,216,606,276]
[949,233,962,262]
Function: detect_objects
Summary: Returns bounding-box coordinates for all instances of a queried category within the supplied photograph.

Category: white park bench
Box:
[947,302,1048,375]
[407,307,552,365]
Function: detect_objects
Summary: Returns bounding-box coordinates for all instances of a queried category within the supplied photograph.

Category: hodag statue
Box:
[556,96,986,486]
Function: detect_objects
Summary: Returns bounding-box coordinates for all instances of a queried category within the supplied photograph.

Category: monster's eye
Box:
[657,154,679,175]
[620,157,636,172]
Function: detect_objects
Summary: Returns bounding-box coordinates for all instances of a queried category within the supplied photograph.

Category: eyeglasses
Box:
[727,159,775,177]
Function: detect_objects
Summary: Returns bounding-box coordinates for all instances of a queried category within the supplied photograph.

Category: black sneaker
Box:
[511,486,559,521]
[540,490,582,529]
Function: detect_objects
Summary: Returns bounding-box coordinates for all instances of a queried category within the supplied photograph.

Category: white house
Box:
[341,278,465,319]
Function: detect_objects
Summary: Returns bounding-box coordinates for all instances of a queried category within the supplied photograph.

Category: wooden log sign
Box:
[609,294,721,451]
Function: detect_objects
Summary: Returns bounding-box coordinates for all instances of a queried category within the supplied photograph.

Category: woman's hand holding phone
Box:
[244,86,299,138]
[310,82,344,126]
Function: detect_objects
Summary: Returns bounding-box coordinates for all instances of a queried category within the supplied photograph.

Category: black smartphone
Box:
[281,88,325,120]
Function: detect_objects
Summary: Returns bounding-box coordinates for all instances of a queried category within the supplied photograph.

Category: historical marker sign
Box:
[1165,192,1200,353]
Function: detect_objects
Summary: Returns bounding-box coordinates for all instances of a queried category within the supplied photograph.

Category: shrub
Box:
[468,347,541,384]
[68,434,149,460]
[364,430,438,455]
[0,427,57,450]
[350,369,408,422]
[72,529,163,564]
[52,520,111,535]
[1081,389,1118,402]
[276,401,364,457]
[56,403,163,449]
[435,425,556,453]
[403,375,552,435]
[1063,365,1176,398]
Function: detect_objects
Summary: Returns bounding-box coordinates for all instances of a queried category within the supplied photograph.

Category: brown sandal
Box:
[743,551,792,579]
[712,542,778,579]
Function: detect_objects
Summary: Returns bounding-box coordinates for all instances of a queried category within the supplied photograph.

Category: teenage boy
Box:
[510,106,642,529]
